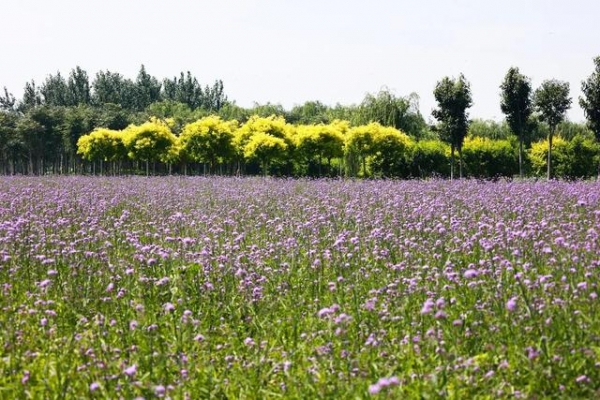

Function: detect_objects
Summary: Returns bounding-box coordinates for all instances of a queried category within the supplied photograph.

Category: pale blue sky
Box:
[2,0,598,122]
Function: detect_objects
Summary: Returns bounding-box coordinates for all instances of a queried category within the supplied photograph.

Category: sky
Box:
[1,0,599,123]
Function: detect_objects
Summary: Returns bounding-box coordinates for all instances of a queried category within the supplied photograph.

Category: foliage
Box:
[534,79,572,179]
[243,132,288,175]
[432,74,472,178]
[462,136,518,178]
[369,126,414,178]
[76,128,126,162]
[122,119,178,164]
[179,116,238,170]
[529,135,599,179]
[580,56,600,140]
[294,123,345,176]
[356,90,428,138]
[468,119,512,140]
[500,67,533,177]
[409,140,450,178]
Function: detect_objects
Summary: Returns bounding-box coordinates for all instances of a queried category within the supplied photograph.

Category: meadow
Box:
[1,176,599,399]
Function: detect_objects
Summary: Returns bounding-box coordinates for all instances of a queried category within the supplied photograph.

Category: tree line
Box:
[1,58,599,179]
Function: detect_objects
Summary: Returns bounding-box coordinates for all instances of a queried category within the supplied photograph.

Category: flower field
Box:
[1,177,600,398]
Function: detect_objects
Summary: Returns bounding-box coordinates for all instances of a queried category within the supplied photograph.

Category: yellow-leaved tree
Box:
[122,118,178,175]
[76,128,126,175]
[233,115,294,175]
[179,116,238,174]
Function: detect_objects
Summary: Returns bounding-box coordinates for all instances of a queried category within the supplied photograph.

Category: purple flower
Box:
[90,382,100,391]
[155,385,166,397]
[463,269,478,279]
[506,297,517,312]
[421,299,435,314]
[124,364,137,377]
[368,383,381,395]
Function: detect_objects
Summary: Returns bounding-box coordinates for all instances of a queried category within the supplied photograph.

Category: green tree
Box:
[0,87,17,111]
[500,67,533,178]
[432,74,473,179]
[580,56,600,176]
[67,66,91,106]
[133,65,162,111]
[357,90,427,139]
[92,70,137,109]
[179,116,237,173]
[288,101,329,125]
[0,111,18,173]
[40,72,70,106]
[20,80,42,112]
[533,79,572,179]
[580,56,600,140]
[163,72,204,110]
[468,119,512,140]
[61,105,97,173]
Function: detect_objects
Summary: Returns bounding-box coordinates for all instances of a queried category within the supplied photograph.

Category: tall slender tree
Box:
[40,73,69,106]
[580,56,600,176]
[134,65,162,111]
[67,66,91,106]
[20,80,42,111]
[533,79,572,180]
[432,74,472,179]
[500,67,532,178]
[0,87,17,111]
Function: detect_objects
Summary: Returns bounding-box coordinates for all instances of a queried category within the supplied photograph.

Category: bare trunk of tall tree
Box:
[458,146,463,179]
[519,136,524,179]
[450,145,455,181]
[547,128,554,180]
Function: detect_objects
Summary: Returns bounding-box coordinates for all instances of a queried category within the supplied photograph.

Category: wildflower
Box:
[368,384,381,395]
[506,297,517,312]
[90,382,100,391]
[463,269,478,279]
[124,365,137,377]
[155,385,166,397]
[421,299,435,314]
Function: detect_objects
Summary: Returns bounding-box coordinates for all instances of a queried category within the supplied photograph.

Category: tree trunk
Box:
[547,128,553,180]
[518,135,524,179]
[458,146,463,179]
[450,145,455,181]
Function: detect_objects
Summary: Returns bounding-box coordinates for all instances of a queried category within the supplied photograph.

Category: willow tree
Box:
[432,74,472,179]
[533,80,572,180]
